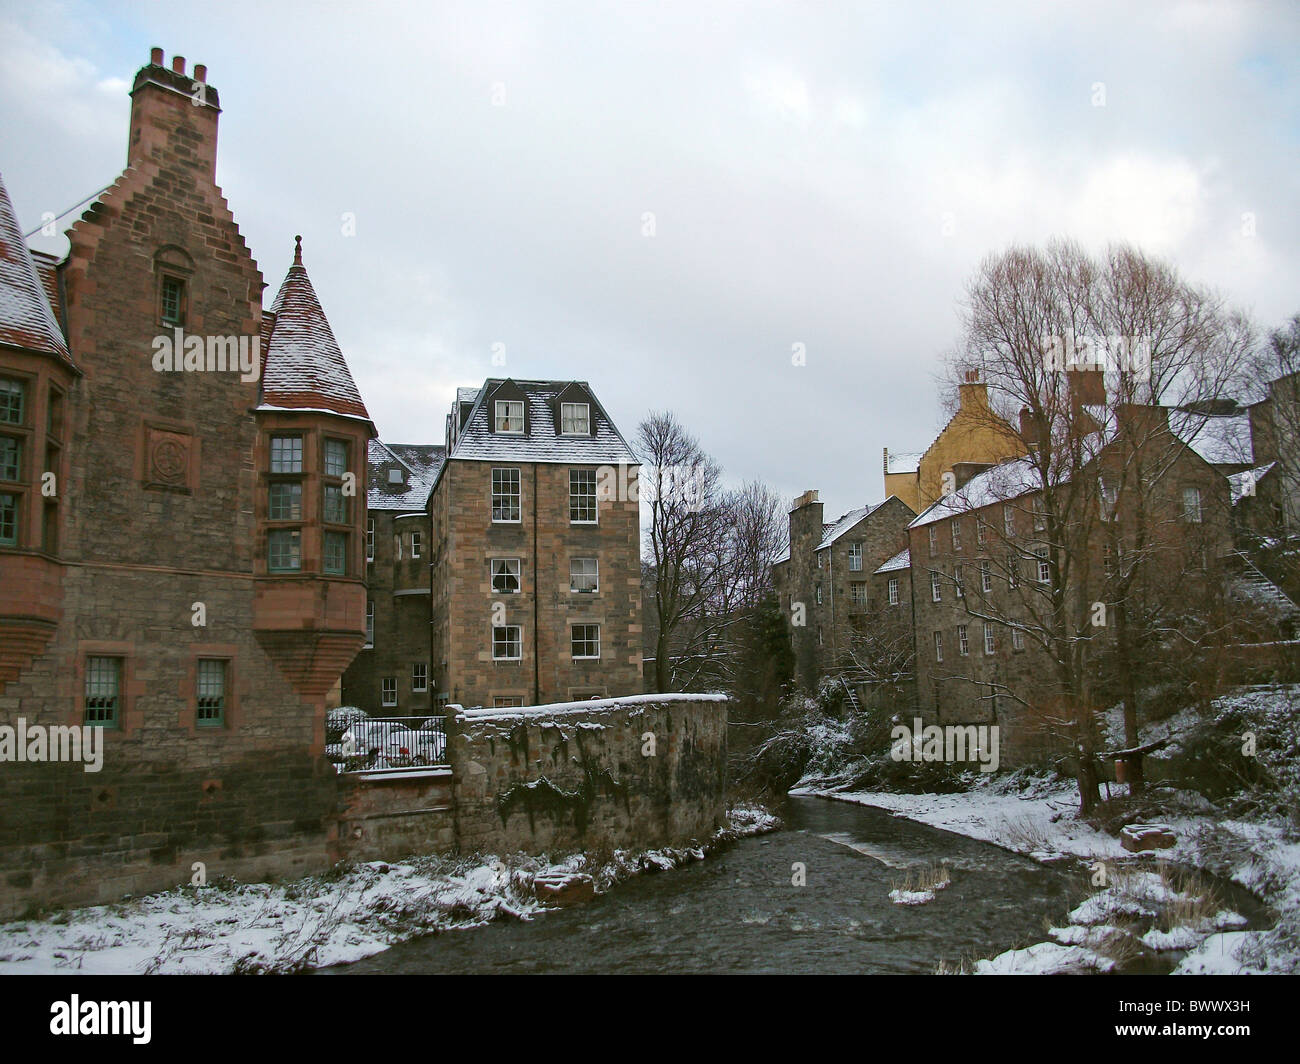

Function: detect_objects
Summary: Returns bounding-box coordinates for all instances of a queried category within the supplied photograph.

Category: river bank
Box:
[0,805,779,975]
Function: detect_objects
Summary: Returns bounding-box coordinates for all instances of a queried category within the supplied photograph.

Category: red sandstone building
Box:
[0,50,642,916]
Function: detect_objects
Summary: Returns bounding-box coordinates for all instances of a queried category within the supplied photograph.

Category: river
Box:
[322,795,1091,974]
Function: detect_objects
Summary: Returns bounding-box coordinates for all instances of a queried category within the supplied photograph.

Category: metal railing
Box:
[326,714,448,773]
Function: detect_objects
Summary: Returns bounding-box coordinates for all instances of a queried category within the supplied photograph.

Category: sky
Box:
[1,0,1297,524]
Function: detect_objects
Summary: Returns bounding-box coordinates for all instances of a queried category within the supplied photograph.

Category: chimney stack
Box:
[127,48,220,180]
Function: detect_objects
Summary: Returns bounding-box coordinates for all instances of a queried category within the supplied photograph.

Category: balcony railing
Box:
[325,714,448,773]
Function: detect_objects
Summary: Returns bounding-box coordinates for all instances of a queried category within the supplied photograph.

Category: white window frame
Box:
[571,623,601,660]
[816,585,823,605]
[492,467,521,523]
[491,557,521,594]
[847,542,863,571]
[980,561,992,593]
[1012,627,1025,651]
[951,519,962,551]
[888,577,899,605]
[411,530,422,559]
[934,631,943,663]
[569,468,598,524]
[954,564,964,598]
[381,677,397,707]
[849,582,867,605]
[495,400,524,434]
[411,663,428,692]
[1182,486,1202,524]
[931,571,942,602]
[928,525,938,556]
[570,557,599,593]
[1036,545,1051,584]
[983,624,995,655]
[1003,504,1015,538]
[366,517,375,562]
[365,600,375,648]
[976,515,987,547]
[957,624,969,657]
[560,402,590,435]
[493,624,523,661]
[1008,551,1019,588]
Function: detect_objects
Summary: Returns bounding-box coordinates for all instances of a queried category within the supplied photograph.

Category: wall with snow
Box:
[446,694,728,855]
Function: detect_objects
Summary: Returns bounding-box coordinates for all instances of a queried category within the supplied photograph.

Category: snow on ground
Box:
[0,805,779,975]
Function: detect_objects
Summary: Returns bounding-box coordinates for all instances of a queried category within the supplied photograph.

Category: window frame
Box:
[196,658,227,726]
[495,400,525,434]
[931,571,942,602]
[888,577,899,605]
[493,624,523,661]
[491,467,522,523]
[569,468,598,524]
[491,557,521,594]
[381,677,397,707]
[934,631,943,663]
[84,655,122,728]
[571,623,601,660]
[560,402,590,436]
[957,624,969,657]
[411,663,428,693]
[323,530,348,575]
[570,557,599,593]
[847,542,863,571]
[267,528,302,573]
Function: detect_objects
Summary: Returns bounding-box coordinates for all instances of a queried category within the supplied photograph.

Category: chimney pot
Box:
[172,56,186,74]
[194,64,207,83]
[150,47,164,66]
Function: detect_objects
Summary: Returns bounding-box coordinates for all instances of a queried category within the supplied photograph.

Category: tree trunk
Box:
[1113,601,1144,794]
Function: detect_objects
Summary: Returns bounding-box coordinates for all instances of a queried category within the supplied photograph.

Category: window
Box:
[1003,504,1015,538]
[394,533,402,561]
[1008,551,1019,588]
[382,678,397,707]
[817,553,824,570]
[951,519,962,551]
[365,600,374,648]
[268,482,301,520]
[1036,545,1050,584]
[980,561,992,593]
[495,400,524,434]
[494,696,524,708]
[976,516,987,547]
[928,525,938,556]
[569,469,598,523]
[411,663,428,692]
[570,557,598,593]
[388,467,404,484]
[1099,476,1118,521]
[934,631,943,663]
[0,492,16,546]
[572,624,600,659]
[324,484,347,524]
[366,518,375,562]
[324,439,348,478]
[815,585,823,605]
[849,582,867,605]
[492,557,521,593]
[492,468,521,522]
[888,577,899,605]
[324,531,347,575]
[848,542,863,571]
[0,378,23,425]
[1182,486,1202,524]
[1012,627,1025,650]
[0,436,19,482]
[160,276,185,325]
[493,625,522,660]
[85,656,121,726]
[1033,498,1047,532]
[1103,542,1115,577]
[954,564,964,598]
[931,571,942,602]
[268,529,301,572]
[957,625,969,656]
[560,402,590,435]
[983,624,996,655]
[196,659,225,725]
[410,530,422,559]
[270,435,303,473]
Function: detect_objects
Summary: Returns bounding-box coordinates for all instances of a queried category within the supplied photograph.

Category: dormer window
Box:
[561,402,590,435]
[388,467,404,485]
[495,400,524,434]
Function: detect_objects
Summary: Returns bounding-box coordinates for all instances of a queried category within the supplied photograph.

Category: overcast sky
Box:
[2,0,1297,523]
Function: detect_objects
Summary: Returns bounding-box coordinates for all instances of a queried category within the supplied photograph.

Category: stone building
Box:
[429,378,644,708]
[0,50,374,913]
[772,491,914,692]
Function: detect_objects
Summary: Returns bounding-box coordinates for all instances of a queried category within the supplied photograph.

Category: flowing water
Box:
[324,795,1095,974]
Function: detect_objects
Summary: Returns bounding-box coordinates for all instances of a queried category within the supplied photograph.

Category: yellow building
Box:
[884,371,1022,510]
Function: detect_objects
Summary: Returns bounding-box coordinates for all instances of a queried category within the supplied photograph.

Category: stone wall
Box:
[446,694,727,855]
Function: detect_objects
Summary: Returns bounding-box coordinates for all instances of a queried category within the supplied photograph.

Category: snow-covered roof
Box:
[773,547,790,566]
[368,439,445,511]
[885,451,922,475]
[262,238,372,426]
[815,501,886,551]
[1171,411,1254,468]
[0,172,75,368]
[874,548,910,574]
[447,378,637,465]
[456,386,480,406]
[910,456,1044,529]
[454,691,726,722]
[1229,462,1276,505]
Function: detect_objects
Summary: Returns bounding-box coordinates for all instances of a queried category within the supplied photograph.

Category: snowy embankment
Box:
[794,775,1298,974]
[0,805,779,975]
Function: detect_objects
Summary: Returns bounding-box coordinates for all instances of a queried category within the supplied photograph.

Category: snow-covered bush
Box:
[326,706,369,745]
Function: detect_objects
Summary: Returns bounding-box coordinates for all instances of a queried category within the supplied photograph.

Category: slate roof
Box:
[1171,410,1254,468]
[260,238,371,425]
[885,451,922,475]
[874,548,910,574]
[0,172,75,368]
[367,440,445,511]
[815,501,886,551]
[1230,462,1276,505]
[447,378,637,465]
